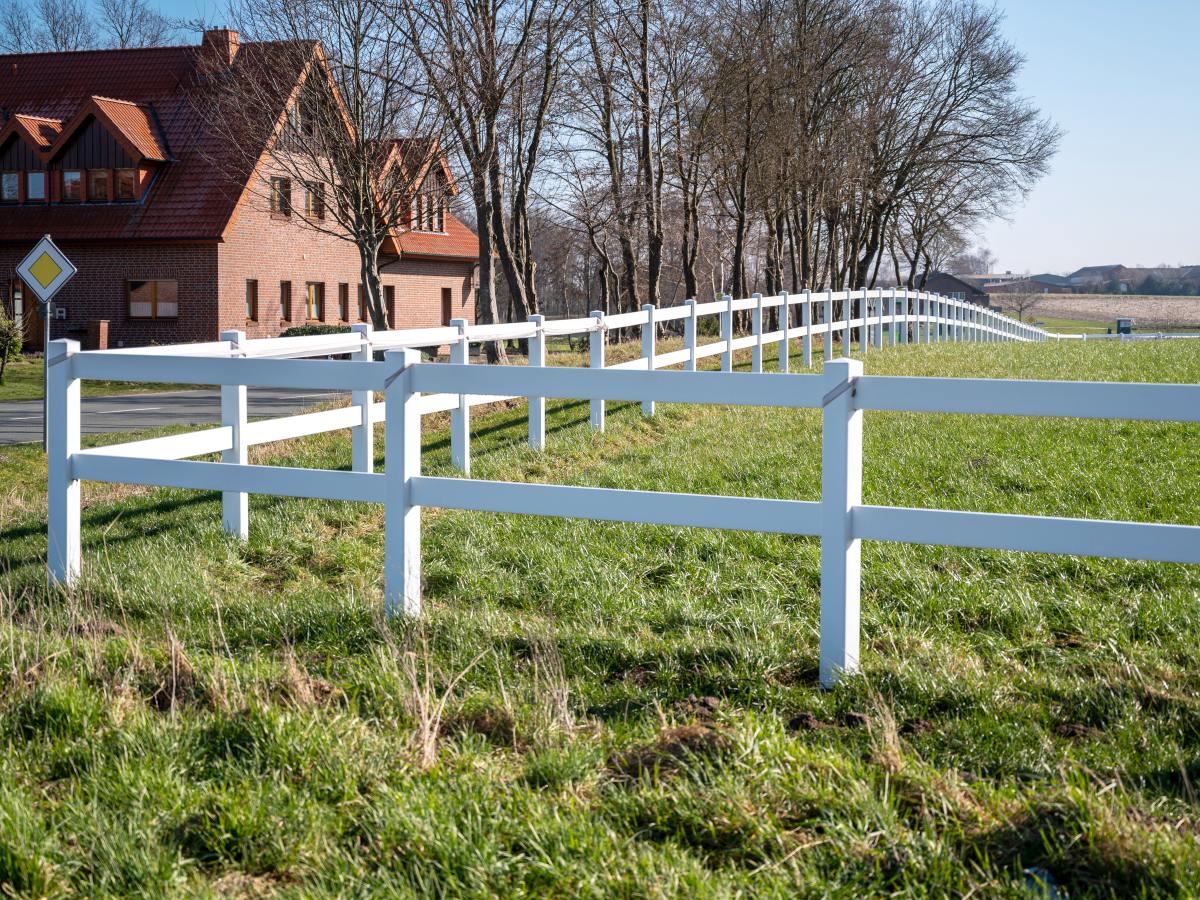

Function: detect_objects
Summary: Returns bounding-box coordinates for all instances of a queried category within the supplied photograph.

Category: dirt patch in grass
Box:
[441,706,518,748]
[607,724,731,781]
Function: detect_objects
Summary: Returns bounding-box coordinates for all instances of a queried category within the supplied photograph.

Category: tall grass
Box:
[0,339,1198,896]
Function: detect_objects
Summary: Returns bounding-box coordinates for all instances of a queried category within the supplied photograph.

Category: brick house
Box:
[922,272,991,306]
[0,29,478,350]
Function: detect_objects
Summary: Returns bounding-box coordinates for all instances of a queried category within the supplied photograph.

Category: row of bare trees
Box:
[9,0,1055,336]
[0,0,173,51]
[402,0,1058,322]
[535,0,1060,318]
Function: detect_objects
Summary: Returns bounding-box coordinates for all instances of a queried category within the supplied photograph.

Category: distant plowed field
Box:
[1009,293,1200,326]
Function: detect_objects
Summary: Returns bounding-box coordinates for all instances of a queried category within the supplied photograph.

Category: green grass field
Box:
[1,338,1199,896]
[0,354,183,402]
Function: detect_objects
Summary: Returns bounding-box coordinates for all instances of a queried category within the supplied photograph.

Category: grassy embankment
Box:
[1,338,1199,896]
[0,354,182,402]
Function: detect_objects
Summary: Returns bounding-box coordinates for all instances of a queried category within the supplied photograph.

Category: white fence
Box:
[48,289,1200,687]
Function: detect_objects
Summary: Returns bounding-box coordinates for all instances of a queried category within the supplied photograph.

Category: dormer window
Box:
[115,169,135,201]
[88,170,110,202]
[62,170,83,201]
[1,173,17,202]
[26,172,45,201]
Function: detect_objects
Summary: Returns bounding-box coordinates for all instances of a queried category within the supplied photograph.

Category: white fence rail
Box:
[47,291,1200,688]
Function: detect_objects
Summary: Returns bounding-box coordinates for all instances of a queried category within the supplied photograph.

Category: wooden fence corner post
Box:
[47,338,81,588]
[351,322,374,473]
[449,318,470,473]
[820,356,863,688]
[528,314,546,449]
[641,304,656,415]
[219,329,248,540]
[589,310,606,431]
[384,348,422,618]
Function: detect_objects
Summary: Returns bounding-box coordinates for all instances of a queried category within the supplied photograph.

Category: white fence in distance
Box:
[47,289,1200,688]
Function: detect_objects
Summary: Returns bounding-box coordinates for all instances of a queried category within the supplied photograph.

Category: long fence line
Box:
[47,289,1200,688]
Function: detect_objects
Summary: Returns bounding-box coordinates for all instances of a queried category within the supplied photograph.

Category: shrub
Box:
[280,323,351,338]
[0,313,21,384]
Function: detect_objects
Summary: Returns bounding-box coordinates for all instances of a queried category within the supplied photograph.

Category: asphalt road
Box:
[0,388,346,446]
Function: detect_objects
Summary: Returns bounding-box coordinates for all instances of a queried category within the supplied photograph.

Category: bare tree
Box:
[1004,290,1042,323]
[203,0,445,329]
[391,0,573,358]
[36,0,95,50]
[0,0,38,52]
[98,0,175,47]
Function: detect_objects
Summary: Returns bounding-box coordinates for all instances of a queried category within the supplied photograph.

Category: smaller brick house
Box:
[0,30,478,350]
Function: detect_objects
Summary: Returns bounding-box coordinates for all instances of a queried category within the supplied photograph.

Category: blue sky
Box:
[979,0,1200,274]
[154,0,1199,275]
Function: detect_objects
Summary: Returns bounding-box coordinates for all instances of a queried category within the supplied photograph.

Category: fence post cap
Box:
[684,297,696,307]
[350,322,373,335]
[46,338,79,360]
[589,309,604,319]
[824,357,863,379]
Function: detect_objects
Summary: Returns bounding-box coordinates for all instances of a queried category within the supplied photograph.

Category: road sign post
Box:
[16,236,77,451]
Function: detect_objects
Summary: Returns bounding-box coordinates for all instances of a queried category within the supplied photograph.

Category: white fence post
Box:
[450,318,470,473]
[383,348,422,617]
[779,291,791,373]
[825,289,835,362]
[684,299,698,372]
[528,314,546,449]
[351,322,374,473]
[219,329,248,540]
[858,287,869,355]
[589,310,606,431]
[924,292,934,344]
[900,289,909,344]
[820,357,863,688]
[887,288,897,347]
[47,338,81,587]
[641,304,657,415]
[874,288,884,349]
[800,290,811,369]
[751,293,764,373]
[721,294,734,372]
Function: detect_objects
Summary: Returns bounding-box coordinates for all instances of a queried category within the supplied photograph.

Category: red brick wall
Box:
[0,175,477,349]
[219,173,476,338]
[0,241,219,348]
[379,256,475,328]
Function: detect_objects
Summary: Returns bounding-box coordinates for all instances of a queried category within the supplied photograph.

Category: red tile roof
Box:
[0,42,301,242]
[11,113,63,148]
[397,212,480,261]
[89,97,170,161]
[0,39,478,262]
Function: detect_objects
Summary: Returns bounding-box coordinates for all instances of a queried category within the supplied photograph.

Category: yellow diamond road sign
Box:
[16,235,76,304]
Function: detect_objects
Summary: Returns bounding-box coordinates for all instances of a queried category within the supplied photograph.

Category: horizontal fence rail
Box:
[44,290,1198,688]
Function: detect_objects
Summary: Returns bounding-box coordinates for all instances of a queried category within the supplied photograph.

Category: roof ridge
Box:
[0,44,200,61]
[91,95,147,107]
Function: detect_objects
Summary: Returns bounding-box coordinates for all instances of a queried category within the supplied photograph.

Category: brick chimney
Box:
[201,28,240,66]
